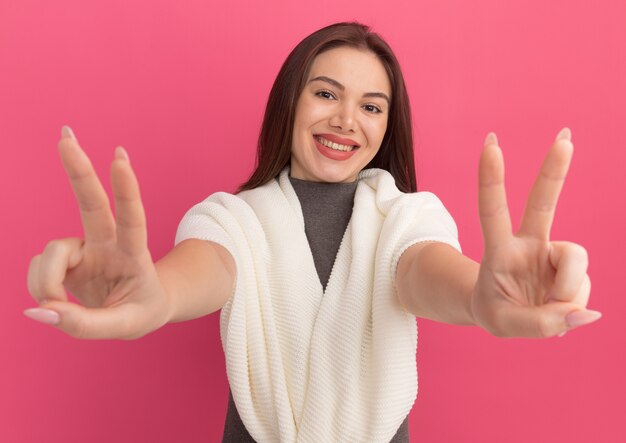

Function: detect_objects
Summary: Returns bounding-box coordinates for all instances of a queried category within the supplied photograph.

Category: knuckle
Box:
[70,315,89,340]
[572,275,591,307]
[577,245,589,266]
[535,315,553,338]
[39,280,59,299]
[79,197,110,213]
[119,317,135,339]
[26,283,39,299]
[121,330,143,341]
[565,242,588,264]
[119,324,142,340]
[480,203,509,219]
[43,238,77,259]
[115,214,144,230]
[530,199,554,213]
[28,254,41,269]
[43,239,63,255]
[27,255,41,296]
[483,313,510,338]
[487,326,507,338]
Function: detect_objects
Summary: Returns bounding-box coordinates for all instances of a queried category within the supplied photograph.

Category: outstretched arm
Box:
[25,127,235,339]
[395,129,600,338]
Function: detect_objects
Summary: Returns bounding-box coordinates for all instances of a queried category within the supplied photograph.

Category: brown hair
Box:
[238,21,416,193]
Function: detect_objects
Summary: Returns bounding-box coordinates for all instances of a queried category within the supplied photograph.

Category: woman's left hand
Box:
[470,128,600,338]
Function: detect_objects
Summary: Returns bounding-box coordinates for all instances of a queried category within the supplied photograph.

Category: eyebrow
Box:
[308,75,391,105]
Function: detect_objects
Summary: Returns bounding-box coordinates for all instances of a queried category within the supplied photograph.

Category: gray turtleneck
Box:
[221,175,410,442]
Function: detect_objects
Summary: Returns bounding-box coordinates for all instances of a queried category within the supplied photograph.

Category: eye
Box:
[363,104,383,114]
[315,89,336,100]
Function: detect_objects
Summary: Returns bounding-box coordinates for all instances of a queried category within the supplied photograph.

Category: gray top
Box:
[221,175,410,442]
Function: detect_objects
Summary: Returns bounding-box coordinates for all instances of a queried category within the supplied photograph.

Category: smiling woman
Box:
[25,20,599,443]
[238,22,417,193]
[290,47,391,182]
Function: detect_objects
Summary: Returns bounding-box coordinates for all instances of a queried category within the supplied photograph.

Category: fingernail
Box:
[566,309,602,329]
[557,331,567,338]
[115,146,130,163]
[484,132,498,146]
[24,308,60,326]
[556,127,571,141]
[61,125,76,140]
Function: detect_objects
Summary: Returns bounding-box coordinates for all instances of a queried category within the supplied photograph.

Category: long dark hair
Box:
[238,21,416,193]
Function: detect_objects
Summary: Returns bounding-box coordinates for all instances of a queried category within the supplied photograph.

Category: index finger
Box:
[58,126,116,243]
[478,132,513,250]
[518,128,573,240]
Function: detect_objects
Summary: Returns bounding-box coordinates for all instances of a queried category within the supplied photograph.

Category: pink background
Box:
[1,0,624,441]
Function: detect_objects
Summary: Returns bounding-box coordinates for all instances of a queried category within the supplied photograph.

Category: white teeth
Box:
[316,136,356,152]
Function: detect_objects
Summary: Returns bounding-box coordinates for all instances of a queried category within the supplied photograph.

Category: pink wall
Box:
[2,0,624,441]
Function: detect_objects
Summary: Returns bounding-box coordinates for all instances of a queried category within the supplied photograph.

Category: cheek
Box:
[292,112,310,149]
[298,97,330,125]
[362,118,388,145]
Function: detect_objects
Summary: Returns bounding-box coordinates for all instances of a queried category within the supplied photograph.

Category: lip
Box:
[314,133,360,148]
[313,135,359,161]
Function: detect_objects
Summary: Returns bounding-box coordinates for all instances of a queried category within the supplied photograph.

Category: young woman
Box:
[25,22,599,442]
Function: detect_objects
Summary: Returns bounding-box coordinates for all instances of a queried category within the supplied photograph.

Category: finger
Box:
[58,126,116,243]
[478,133,513,249]
[570,274,591,308]
[111,147,148,255]
[27,255,42,302]
[518,128,573,240]
[26,300,146,340]
[545,241,588,303]
[564,307,601,333]
[37,238,84,303]
[491,301,600,338]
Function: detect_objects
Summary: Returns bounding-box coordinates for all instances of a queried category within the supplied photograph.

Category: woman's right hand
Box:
[25,126,172,340]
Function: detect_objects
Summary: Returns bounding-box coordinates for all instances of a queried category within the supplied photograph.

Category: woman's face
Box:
[290,46,391,183]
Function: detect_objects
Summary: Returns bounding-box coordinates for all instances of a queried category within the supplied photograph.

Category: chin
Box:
[290,148,366,183]
[312,164,359,183]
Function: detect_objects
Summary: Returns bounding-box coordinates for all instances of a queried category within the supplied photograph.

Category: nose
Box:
[329,103,356,133]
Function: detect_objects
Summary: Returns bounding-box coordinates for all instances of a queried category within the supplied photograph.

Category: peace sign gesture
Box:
[470,128,600,338]
[24,127,172,339]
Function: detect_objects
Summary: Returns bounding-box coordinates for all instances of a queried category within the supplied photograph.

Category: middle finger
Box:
[518,128,573,240]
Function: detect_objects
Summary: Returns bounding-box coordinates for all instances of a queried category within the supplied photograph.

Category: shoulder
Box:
[357,168,447,215]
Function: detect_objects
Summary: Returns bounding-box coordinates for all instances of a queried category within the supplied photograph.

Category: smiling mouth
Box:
[314,135,359,152]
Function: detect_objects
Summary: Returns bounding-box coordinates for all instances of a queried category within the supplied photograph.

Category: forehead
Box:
[307,47,391,96]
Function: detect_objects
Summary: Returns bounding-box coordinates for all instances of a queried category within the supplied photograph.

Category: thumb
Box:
[493,302,602,338]
[24,300,140,340]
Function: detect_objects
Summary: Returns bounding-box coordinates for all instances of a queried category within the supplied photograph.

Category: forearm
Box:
[396,242,479,325]
[155,239,236,323]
